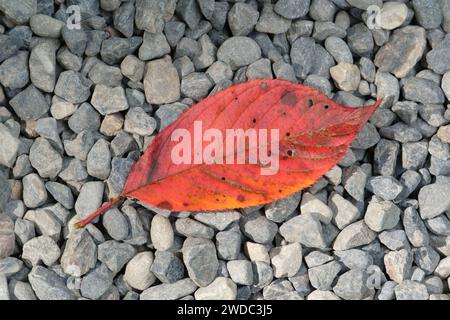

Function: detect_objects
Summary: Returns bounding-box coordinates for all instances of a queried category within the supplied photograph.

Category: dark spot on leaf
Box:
[157,201,172,210]
[221,177,226,181]
[282,156,288,160]
[278,189,283,193]
[237,194,245,202]
[287,150,294,156]
[183,202,189,207]
[216,198,220,202]
[260,81,268,89]
[324,104,329,109]
[306,99,313,107]
[286,132,290,137]
[281,91,298,106]
[252,118,256,123]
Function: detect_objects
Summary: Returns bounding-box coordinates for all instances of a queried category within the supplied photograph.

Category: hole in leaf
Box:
[252,118,256,123]
[221,177,226,181]
[324,104,329,109]
[287,150,294,157]
[306,99,313,107]
[286,132,290,137]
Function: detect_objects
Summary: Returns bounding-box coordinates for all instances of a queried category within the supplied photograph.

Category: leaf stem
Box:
[74,196,124,229]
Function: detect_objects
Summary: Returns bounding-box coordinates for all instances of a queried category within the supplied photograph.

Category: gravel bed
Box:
[0,0,450,300]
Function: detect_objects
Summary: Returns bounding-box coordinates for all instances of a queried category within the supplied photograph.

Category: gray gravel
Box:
[0,0,449,301]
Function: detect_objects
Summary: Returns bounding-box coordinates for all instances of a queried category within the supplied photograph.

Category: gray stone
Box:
[164,21,186,49]
[418,180,450,219]
[384,249,413,283]
[333,220,377,251]
[412,0,442,29]
[343,166,367,201]
[346,23,373,56]
[114,1,135,38]
[333,269,372,300]
[80,264,114,300]
[310,0,337,21]
[144,56,180,104]
[61,27,87,56]
[68,102,100,134]
[0,35,22,64]
[325,37,353,64]
[425,214,450,236]
[64,129,93,160]
[241,212,278,245]
[308,261,341,291]
[151,250,184,284]
[139,32,171,61]
[395,280,429,300]
[345,0,382,9]
[0,51,29,91]
[24,208,61,241]
[364,198,401,232]
[22,173,47,208]
[374,139,400,177]
[100,37,143,65]
[181,72,214,101]
[61,229,96,277]
[216,230,241,261]
[195,277,237,300]
[182,237,218,287]
[226,260,253,285]
[270,243,303,278]
[275,0,310,19]
[329,192,360,230]
[28,266,76,300]
[151,215,174,251]
[380,123,423,144]
[414,246,440,274]
[0,124,20,168]
[29,42,56,93]
[106,157,135,198]
[265,192,301,223]
[98,240,136,274]
[22,236,60,267]
[366,177,404,201]
[255,4,291,34]
[0,215,15,259]
[124,251,156,290]
[91,85,129,115]
[120,55,144,82]
[29,138,62,179]
[279,213,327,249]
[192,211,241,231]
[74,181,104,220]
[228,3,259,36]
[54,71,92,104]
[246,58,273,80]
[176,0,201,29]
[9,85,49,121]
[426,34,450,74]
[217,36,261,70]
[403,206,429,247]
[374,26,426,78]
[102,208,129,241]
[403,77,445,104]
[14,218,35,247]
[175,218,214,239]
[140,278,197,300]
[401,141,428,170]
[88,62,122,87]
[135,0,176,33]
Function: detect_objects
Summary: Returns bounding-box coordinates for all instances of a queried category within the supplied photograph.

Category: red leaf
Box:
[76,79,381,228]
